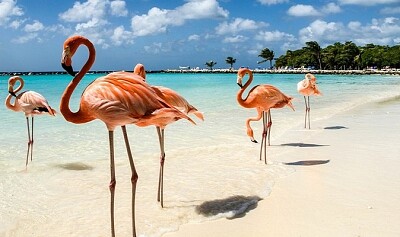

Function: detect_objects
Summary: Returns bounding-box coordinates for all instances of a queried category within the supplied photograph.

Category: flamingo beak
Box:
[8,90,16,97]
[237,82,243,88]
[62,63,75,76]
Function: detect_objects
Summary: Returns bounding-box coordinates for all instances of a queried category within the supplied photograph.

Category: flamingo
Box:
[60,35,195,237]
[5,76,56,167]
[297,73,322,129]
[236,68,294,164]
[133,63,203,207]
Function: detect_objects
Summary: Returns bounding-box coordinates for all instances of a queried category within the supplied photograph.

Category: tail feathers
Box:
[188,107,204,121]
[287,97,295,111]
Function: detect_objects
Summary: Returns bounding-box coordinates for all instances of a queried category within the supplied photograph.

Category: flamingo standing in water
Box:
[133,63,203,207]
[5,76,56,167]
[236,68,294,164]
[60,35,195,237]
[297,73,322,129]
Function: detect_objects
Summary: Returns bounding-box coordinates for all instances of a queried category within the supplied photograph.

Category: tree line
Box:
[209,41,400,71]
[273,41,400,70]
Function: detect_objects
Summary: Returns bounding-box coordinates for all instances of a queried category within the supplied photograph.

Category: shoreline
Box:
[164,99,400,237]
[1,68,400,76]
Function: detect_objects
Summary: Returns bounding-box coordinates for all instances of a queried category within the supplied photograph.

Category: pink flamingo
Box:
[133,63,203,207]
[236,68,294,163]
[5,76,56,167]
[297,73,322,129]
[60,35,195,237]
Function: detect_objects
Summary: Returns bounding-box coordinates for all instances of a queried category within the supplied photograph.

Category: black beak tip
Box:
[61,63,76,76]
[237,83,243,88]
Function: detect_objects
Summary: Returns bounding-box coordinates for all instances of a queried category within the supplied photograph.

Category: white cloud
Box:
[223,35,248,43]
[380,6,400,14]
[188,34,200,41]
[322,3,341,14]
[298,17,400,46]
[110,0,128,17]
[12,32,39,44]
[287,4,321,17]
[111,25,133,45]
[131,0,228,36]
[215,18,267,35]
[257,0,289,5]
[0,0,24,26]
[24,20,44,32]
[338,0,399,6]
[256,30,296,42]
[299,20,344,43]
[59,0,107,22]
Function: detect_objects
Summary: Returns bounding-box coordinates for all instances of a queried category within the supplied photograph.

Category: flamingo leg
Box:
[267,110,272,146]
[303,96,308,129]
[307,96,311,129]
[121,126,138,237]
[259,111,267,164]
[25,117,33,167]
[108,131,116,237]
[30,117,34,162]
[156,127,166,208]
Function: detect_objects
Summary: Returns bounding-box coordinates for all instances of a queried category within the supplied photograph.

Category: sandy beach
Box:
[165,98,400,236]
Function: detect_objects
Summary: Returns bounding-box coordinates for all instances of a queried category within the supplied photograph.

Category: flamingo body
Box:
[133,63,201,207]
[60,35,193,237]
[236,68,294,163]
[297,73,321,129]
[5,76,56,167]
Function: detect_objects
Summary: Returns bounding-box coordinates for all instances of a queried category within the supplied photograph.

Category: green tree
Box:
[225,56,236,70]
[258,48,275,69]
[303,41,322,69]
[205,60,217,70]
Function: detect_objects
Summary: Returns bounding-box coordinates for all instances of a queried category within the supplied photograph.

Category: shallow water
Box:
[1,73,399,236]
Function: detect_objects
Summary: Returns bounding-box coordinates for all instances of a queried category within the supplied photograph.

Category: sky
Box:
[0,0,399,72]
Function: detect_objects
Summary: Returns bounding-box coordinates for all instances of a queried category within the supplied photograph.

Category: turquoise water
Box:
[1,72,400,236]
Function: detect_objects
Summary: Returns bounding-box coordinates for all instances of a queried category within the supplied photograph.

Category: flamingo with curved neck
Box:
[297,73,322,129]
[60,35,195,237]
[5,76,56,167]
[133,63,203,207]
[236,67,294,163]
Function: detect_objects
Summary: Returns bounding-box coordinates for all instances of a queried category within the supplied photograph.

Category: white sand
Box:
[164,99,400,237]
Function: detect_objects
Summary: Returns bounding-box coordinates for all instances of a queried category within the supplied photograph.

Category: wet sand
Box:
[165,100,400,237]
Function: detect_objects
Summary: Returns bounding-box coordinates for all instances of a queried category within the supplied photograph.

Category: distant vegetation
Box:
[260,41,400,70]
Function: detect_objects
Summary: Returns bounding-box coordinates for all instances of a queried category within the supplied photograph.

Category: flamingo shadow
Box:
[55,162,94,171]
[324,126,349,130]
[280,143,329,147]
[196,195,261,219]
[284,160,330,166]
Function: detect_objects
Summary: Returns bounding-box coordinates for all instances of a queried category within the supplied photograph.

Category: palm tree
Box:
[205,60,217,70]
[258,48,275,69]
[225,56,236,70]
[304,41,322,69]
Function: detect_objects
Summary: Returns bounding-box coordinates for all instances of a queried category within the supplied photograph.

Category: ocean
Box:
[1,72,400,236]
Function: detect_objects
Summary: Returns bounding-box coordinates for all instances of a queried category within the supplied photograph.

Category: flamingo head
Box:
[8,76,22,96]
[305,73,316,82]
[237,67,250,88]
[133,63,146,82]
[61,35,87,76]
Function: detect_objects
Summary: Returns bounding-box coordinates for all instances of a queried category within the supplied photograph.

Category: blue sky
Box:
[0,0,399,71]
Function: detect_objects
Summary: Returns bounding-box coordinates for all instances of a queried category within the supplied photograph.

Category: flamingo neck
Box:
[5,77,24,112]
[60,39,96,124]
[237,70,254,108]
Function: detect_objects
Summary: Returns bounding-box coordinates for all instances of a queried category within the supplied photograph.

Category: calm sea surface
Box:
[1,72,400,236]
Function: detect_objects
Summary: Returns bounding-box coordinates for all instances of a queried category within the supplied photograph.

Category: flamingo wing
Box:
[17,91,56,116]
[80,72,195,130]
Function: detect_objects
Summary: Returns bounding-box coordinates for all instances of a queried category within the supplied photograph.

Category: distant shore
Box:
[1,68,400,76]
